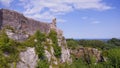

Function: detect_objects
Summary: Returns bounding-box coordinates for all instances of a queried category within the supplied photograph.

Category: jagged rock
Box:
[6,29,29,41]
[17,47,38,68]
[45,45,58,65]
[71,47,104,63]
[0,9,72,68]
[56,28,72,63]
[50,18,57,30]
[61,45,71,63]
[49,18,72,63]
[0,9,50,35]
[45,50,51,62]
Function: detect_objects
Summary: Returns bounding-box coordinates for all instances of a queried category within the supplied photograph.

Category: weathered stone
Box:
[0,9,72,68]
[0,9,50,35]
[17,47,38,68]
[6,29,29,41]
[71,47,104,63]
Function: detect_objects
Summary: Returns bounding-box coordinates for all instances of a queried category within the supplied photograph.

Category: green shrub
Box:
[49,30,58,46]
[66,39,79,49]
[107,48,120,68]
[107,38,120,46]
[22,35,36,47]
[37,59,49,68]
[34,30,46,59]
[49,30,61,58]
[52,44,61,58]
[35,30,46,42]
[78,40,108,49]
[0,51,10,68]
[69,58,88,68]
[0,31,20,68]
[0,31,9,46]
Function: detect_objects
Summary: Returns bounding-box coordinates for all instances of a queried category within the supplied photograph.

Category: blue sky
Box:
[0,0,120,39]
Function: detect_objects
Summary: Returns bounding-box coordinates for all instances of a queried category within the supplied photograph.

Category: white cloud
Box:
[25,12,55,22]
[18,0,111,22]
[0,0,13,7]
[73,0,111,10]
[91,21,100,24]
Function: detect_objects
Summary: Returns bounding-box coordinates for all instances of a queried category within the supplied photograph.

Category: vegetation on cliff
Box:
[0,30,21,68]
[1,27,120,68]
[49,30,61,58]
[0,27,63,68]
[65,38,120,68]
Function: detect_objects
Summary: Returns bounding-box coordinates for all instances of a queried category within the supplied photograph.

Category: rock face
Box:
[44,45,58,65]
[71,47,104,63]
[50,18,72,63]
[58,32,71,63]
[0,9,71,68]
[17,47,38,68]
[6,29,29,41]
[0,9,50,35]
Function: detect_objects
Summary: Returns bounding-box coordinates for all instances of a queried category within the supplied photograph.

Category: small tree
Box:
[49,30,61,58]
[34,30,46,59]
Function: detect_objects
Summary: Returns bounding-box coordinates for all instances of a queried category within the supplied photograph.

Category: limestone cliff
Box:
[0,9,50,35]
[0,9,71,68]
[17,47,38,68]
[71,47,104,63]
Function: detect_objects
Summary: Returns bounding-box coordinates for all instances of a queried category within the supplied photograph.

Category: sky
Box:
[0,0,120,39]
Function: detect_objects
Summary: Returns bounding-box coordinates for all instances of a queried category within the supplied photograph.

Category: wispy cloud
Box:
[91,21,100,24]
[18,0,112,22]
[0,0,13,7]
[0,0,112,22]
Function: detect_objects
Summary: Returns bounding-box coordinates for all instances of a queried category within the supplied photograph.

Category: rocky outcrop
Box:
[6,29,29,41]
[44,46,58,65]
[50,18,72,63]
[43,19,72,67]
[0,9,71,68]
[17,47,38,68]
[0,9,50,35]
[71,47,104,63]
[57,31,71,63]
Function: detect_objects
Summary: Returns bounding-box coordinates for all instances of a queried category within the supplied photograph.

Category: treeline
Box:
[66,38,120,50]
[65,38,120,68]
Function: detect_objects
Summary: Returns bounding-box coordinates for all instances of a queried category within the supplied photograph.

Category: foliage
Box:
[107,48,120,68]
[1,25,120,68]
[0,31,20,68]
[0,31,9,46]
[107,38,120,46]
[66,38,120,68]
[78,40,107,49]
[35,43,45,59]
[49,30,61,58]
[69,58,88,68]
[66,39,79,49]
[36,59,49,68]
[0,51,10,68]
[52,44,61,58]
[0,29,51,68]
[35,30,46,43]
[22,35,36,47]
[49,30,58,46]
[66,39,119,50]
[34,30,46,59]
